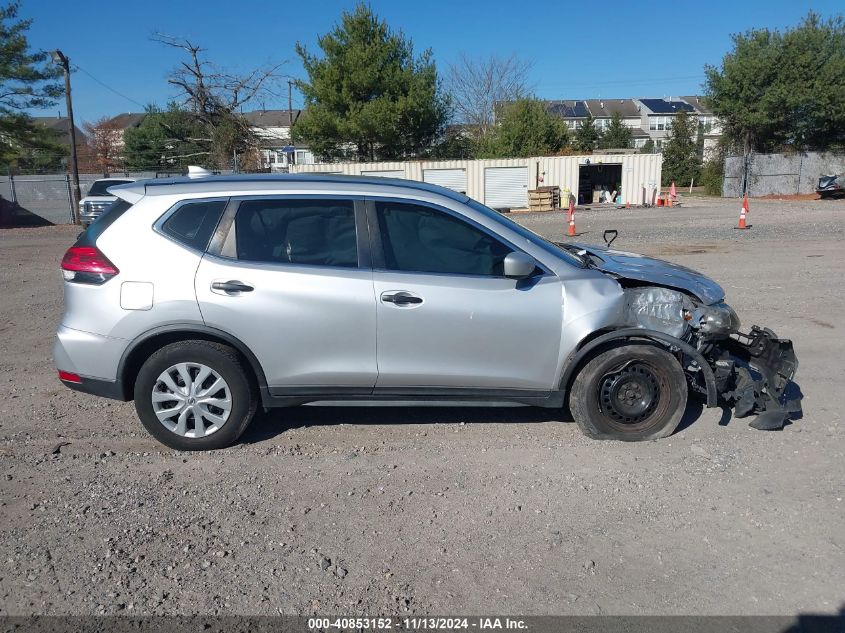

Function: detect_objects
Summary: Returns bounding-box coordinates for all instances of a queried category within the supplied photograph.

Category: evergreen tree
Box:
[661,110,700,186]
[705,12,845,152]
[478,99,568,158]
[123,105,209,171]
[293,3,449,161]
[598,112,632,149]
[0,2,64,170]
[572,114,600,152]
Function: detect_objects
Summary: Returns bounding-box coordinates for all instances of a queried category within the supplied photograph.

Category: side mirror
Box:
[503,251,536,279]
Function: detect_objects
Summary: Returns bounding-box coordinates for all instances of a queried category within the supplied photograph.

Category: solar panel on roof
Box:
[640,99,695,114]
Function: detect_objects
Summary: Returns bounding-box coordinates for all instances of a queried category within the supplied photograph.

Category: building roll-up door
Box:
[484,167,529,210]
[423,168,468,193]
[361,170,406,179]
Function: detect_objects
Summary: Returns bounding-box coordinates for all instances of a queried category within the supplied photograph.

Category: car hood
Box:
[575,243,725,305]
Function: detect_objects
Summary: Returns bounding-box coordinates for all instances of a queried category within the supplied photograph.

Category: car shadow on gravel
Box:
[241,395,720,444]
[240,405,572,445]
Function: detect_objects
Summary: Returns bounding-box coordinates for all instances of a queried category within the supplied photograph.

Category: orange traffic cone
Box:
[666,193,673,207]
[736,195,750,229]
[625,200,630,209]
[567,198,576,237]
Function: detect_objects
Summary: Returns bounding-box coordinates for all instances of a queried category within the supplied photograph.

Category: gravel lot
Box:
[0,197,843,616]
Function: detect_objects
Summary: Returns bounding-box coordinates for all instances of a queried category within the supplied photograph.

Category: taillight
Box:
[61,246,119,284]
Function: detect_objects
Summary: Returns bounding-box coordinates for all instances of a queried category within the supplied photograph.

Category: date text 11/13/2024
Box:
[307,617,528,630]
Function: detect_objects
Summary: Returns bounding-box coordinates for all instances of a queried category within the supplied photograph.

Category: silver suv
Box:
[54,173,798,450]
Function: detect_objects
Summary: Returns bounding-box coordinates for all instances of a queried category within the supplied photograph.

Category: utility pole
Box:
[51,50,81,225]
[287,80,294,131]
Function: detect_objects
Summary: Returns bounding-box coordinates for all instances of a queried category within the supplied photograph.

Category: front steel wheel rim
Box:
[599,362,661,426]
[151,362,232,438]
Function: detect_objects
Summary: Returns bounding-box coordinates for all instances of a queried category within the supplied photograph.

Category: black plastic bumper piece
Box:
[720,326,800,430]
[60,376,128,401]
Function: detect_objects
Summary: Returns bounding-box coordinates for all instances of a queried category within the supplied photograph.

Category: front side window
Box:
[161,199,227,252]
[375,201,511,276]
[235,199,357,267]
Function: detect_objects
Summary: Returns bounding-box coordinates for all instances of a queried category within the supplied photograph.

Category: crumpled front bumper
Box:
[711,326,800,430]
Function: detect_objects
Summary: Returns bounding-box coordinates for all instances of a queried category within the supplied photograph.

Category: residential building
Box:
[583,99,650,148]
[241,109,315,171]
[633,98,697,149]
[31,116,87,147]
[541,96,722,152]
[544,100,590,132]
[680,96,723,159]
[100,110,316,171]
[103,112,147,150]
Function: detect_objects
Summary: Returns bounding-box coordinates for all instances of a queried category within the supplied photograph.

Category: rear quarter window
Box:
[75,199,133,247]
[160,200,227,252]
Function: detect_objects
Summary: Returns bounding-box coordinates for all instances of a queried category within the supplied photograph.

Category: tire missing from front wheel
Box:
[569,344,688,441]
[133,340,257,450]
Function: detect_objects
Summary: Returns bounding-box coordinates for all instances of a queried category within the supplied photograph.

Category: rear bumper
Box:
[59,374,127,400]
[53,325,129,400]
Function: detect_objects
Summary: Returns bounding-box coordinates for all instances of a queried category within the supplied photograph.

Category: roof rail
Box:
[187,166,213,179]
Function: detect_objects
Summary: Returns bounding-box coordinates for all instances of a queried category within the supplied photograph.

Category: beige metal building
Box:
[291,154,662,209]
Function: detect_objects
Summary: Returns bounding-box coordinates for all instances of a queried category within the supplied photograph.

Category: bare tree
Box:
[445,53,535,136]
[152,34,285,168]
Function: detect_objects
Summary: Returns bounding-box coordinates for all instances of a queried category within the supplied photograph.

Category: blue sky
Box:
[22,0,843,124]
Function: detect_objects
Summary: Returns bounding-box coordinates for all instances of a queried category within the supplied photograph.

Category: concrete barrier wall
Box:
[723,152,845,197]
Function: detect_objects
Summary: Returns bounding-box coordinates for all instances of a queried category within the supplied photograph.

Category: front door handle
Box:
[211,280,254,294]
[381,291,423,306]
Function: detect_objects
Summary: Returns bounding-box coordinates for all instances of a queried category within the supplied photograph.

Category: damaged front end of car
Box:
[621,285,800,430]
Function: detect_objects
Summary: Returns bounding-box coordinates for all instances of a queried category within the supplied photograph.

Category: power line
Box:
[72,64,147,110]
[539,74,706,90]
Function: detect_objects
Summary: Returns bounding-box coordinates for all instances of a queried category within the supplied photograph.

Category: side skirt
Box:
[259,386,566,409]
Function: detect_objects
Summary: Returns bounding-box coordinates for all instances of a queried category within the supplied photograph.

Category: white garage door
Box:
[361,170,406,178]
[423,168,467,193]
[484,167,529,209]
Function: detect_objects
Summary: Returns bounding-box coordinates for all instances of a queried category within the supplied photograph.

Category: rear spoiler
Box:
[106,181,145,204]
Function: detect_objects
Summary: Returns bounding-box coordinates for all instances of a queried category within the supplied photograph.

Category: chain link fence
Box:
[0,172,159,226]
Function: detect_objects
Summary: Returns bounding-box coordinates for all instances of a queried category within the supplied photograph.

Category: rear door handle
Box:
[381,291,423,306]
[211,280,254,294]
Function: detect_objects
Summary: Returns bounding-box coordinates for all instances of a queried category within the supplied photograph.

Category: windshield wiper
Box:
[552,241,590,268]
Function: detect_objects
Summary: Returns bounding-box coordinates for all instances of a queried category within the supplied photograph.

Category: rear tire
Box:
[134,340,257,450]
[569,344,687,441]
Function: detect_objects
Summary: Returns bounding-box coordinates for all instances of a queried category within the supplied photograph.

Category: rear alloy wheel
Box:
[569,344,687,441]
[151,362,232,438]
[134,340,256,450]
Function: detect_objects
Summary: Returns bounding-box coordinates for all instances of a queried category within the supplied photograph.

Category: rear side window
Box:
[160,200,227,252]
[375,201,511,276]
[234,199,357,267]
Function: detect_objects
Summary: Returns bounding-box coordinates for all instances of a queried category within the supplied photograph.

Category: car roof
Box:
[108,173,470,205]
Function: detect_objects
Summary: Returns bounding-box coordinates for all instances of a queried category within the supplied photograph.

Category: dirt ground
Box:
[0,196,843,616]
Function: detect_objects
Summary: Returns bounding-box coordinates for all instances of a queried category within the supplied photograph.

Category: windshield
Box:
[87,180,133,197]
[466,199,586,267]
